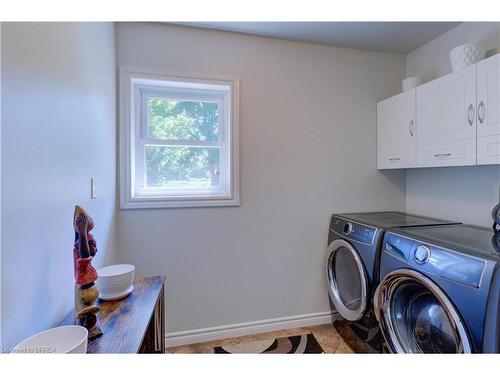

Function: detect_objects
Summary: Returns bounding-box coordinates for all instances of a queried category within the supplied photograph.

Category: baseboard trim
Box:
[166,311,334,348]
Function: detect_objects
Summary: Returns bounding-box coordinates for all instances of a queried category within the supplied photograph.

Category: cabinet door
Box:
[477,54,500,165]
[377,89,416,151]
[417,64,477,146]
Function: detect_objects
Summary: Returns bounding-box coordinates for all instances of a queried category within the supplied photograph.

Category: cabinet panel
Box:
[378,147,415,169]
[417,64,476,146]
[477,135,500,165]
[417,139,476,167]
[377,89,416,151]
[477,54,500,137]
[477,54,500,167]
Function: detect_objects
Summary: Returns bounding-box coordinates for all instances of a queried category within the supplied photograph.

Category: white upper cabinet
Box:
[376,54,500,170]
[417,63,477,145]
[415,63,477,167]
[377,89,416,169]
[476,54,500,165]
[377,89,416,150]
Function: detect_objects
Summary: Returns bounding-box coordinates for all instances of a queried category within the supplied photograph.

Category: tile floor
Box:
[166,321,379,354]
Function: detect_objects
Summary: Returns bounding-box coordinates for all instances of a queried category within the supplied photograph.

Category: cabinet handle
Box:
[409,120,414,137]
[388,157,401,162]
[434,153,452,159]
[467,104,474,126]
[478,100,485,124]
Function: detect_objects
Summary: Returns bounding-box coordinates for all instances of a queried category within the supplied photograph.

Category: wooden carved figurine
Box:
[73,205,103,339]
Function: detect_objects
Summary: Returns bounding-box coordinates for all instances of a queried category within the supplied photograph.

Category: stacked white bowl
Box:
[402,76,422,91]
[13,325,88,354]
[97,264,135,301]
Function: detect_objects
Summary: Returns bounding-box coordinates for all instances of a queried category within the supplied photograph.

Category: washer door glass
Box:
[375,270,471,353]
[326,240,368,321]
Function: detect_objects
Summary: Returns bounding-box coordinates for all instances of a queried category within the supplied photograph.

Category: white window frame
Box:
[119,67,240,209]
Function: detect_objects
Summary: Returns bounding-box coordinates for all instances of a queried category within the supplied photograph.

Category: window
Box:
[120,68,239,208]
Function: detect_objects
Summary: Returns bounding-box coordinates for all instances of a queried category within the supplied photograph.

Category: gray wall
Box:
[0,22,3,345]
[1,23,117,348]
[116,23,407,335]
[405,22,500,226]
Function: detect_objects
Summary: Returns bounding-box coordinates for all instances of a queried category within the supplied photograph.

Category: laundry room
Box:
[1,1,500,374]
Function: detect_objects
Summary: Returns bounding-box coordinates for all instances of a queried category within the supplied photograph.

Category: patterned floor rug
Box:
[213,334,325,354]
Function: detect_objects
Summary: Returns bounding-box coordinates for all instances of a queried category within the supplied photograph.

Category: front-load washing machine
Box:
[326,211,459,351]
[375,224,500,353]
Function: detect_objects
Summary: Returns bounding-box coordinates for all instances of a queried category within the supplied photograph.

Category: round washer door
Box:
[374,269,472,353]
[326,239,368,321]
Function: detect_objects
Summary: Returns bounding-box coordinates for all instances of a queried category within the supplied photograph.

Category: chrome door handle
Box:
[388,157,401,162]
[434,153,452,158]
[467,104,474,126]
[409,120,414,137]
[478,100,485,124]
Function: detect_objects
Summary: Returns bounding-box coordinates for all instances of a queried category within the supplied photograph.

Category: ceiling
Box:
[175,22,461,54]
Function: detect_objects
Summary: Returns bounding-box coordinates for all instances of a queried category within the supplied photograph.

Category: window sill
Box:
[120,196,240,209]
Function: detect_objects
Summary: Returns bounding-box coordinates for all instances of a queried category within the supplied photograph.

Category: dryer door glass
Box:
[334,247,362,310]
[375,269,471,353]
[326,239,368,321]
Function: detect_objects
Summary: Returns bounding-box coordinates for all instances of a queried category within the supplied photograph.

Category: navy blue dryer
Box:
[375,224,500,353]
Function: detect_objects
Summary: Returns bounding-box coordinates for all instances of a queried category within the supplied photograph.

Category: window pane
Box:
[147,98,219,141]
[145,146,221,189]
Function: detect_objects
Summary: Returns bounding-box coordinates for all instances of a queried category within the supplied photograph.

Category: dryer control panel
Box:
[331,217,377,245]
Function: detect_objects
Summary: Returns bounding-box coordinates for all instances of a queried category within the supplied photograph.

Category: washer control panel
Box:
[384,232,486,288]
[331,218,376,245]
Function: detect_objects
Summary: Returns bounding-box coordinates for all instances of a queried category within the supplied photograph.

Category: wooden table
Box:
[60,276,165,353]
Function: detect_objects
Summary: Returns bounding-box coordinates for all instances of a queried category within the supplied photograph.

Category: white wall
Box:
[1,23,117,349]
[406,22,500,227]
[116,23,406,337]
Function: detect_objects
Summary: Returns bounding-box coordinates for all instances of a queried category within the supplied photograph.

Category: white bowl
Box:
[100,285,135,301]
[402,76,422,91]
[97,264,135,300]
[13,325,88,354]
[449,43,485,72]
[98,275,134,285]
[99,280,132,289]
[98,264,135,278]
[99,282,131,294]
